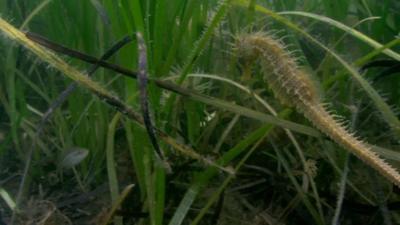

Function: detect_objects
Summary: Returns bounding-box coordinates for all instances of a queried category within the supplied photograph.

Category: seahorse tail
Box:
[302,103,400,188]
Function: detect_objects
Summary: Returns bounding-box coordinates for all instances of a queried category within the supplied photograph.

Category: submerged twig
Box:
[12,35,132,223]
[26,31,139,78]
[40,35,133,131]
[361,59,400,82]
[136,32,170,170]
[0,18,233,178]
[24,31,319,137]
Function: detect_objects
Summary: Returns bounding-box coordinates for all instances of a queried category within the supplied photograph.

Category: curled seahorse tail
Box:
[302,103,400,188]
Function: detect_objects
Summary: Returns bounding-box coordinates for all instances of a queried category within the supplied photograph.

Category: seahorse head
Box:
[234,33,263,63]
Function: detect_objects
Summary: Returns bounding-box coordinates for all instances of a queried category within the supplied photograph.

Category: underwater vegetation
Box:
[0,0,400,224]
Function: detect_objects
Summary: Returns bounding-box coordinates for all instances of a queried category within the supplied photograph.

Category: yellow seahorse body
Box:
[237,33,400,188]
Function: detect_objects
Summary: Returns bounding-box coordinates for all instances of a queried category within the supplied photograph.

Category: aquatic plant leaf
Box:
[90,0,111,27]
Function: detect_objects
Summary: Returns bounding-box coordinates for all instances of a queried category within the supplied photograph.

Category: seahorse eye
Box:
[235,35,259,64]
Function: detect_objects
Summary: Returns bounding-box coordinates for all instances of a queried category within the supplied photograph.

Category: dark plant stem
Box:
[25,31,318,137]
[136,32,169,170]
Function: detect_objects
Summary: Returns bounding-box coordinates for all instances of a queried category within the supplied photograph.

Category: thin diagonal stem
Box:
[12,35,132,224]
[24,31,319,137]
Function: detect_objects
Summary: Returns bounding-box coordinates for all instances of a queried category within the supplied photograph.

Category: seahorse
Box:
[236,32,400,188]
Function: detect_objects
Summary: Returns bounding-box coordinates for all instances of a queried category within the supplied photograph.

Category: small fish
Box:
[60,147,89,169]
